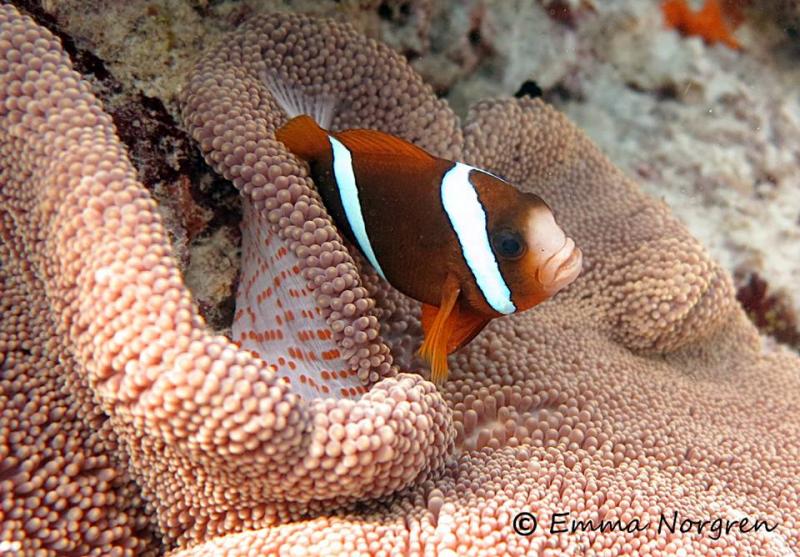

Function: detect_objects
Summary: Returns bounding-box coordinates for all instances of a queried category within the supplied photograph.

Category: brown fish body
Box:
[308,148,462,307]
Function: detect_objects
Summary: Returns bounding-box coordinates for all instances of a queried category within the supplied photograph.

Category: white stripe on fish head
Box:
[440,162,516,315]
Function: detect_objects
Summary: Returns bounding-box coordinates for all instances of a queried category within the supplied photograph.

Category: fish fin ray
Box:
[420,303,438,338]
[263,70,337,127]
[334,129,435,163]
[447,311,490,353]
[418,275,460,385]
[422,304,488,354]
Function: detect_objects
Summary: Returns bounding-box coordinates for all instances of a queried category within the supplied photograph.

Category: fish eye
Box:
[492,229,526,260]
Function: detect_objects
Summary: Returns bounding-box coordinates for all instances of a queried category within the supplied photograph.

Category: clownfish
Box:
[276,115,582,384]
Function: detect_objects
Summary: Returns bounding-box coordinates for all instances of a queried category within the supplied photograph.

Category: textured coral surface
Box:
[2,4,800,557]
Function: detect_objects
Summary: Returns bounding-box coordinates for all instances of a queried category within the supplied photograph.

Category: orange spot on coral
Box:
[662,0,742,49]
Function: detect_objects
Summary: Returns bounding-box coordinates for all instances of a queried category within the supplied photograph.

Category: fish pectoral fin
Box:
[418,275,460,385]
[447,311,491,354]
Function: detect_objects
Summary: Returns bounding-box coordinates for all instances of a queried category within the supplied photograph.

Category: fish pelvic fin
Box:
[419,275,461,385]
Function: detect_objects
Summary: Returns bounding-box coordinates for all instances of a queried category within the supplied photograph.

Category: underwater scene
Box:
[1,0,798,555]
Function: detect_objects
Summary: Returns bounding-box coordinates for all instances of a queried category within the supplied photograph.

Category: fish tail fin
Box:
[263,70,337,128]
[275,114,330,162]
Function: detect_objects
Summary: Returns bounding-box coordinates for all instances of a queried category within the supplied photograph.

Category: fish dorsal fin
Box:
[334,129,435,163]
[275,115,331,162]
[263,71,337,127]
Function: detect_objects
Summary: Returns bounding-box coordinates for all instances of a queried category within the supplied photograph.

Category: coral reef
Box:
[1,4,799,557]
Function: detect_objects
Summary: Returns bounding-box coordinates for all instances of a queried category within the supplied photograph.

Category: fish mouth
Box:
[537,237,583,293]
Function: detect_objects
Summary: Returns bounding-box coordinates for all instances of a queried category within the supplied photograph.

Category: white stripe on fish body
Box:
[328,135,387,280]
[440,162,516,315]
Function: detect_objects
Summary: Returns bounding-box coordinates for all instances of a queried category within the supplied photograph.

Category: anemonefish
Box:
[276,115,582,384]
